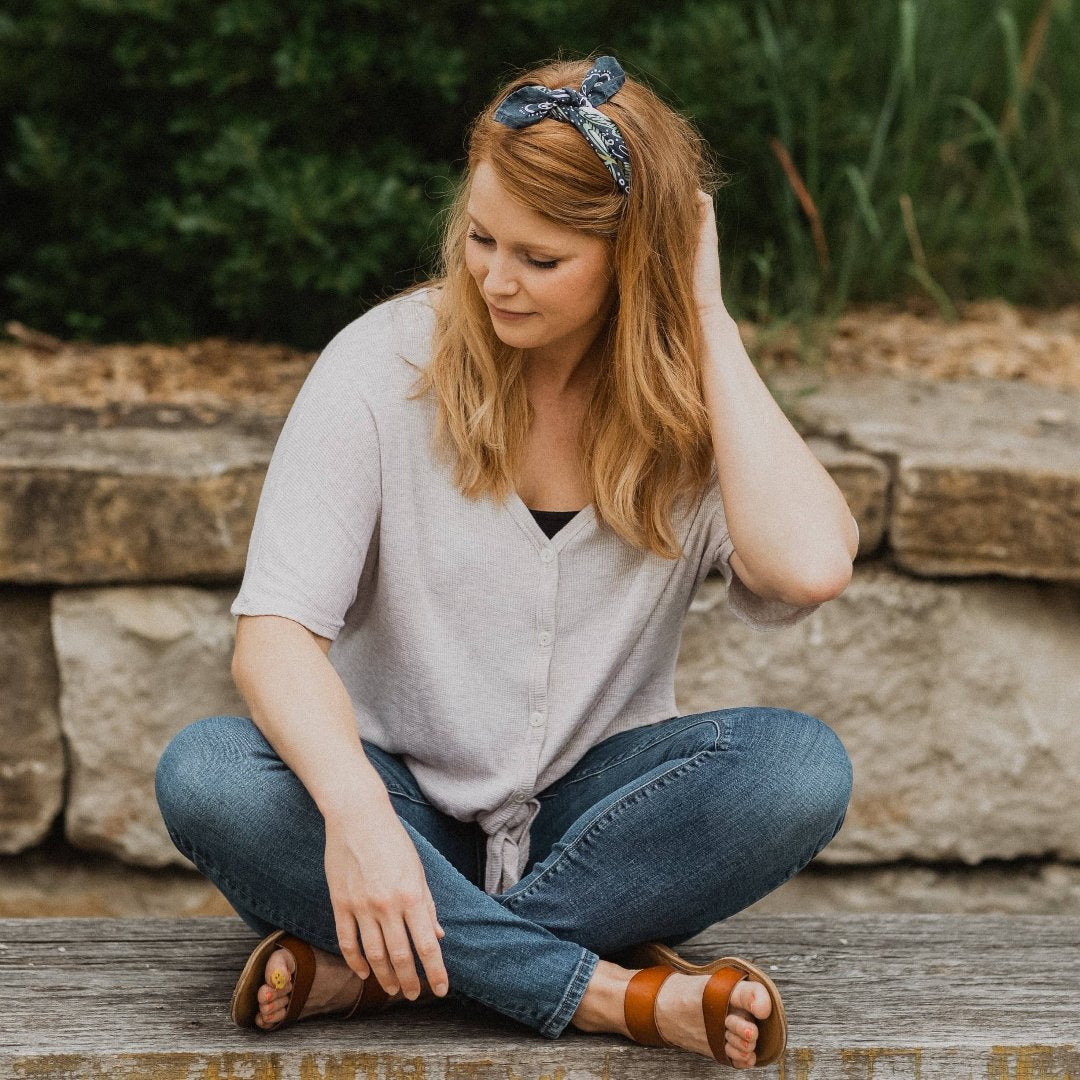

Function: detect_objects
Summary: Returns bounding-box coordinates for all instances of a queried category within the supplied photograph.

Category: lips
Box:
[488,303,533,316]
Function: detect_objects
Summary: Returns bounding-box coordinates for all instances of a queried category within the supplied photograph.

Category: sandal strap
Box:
[275,934,317,1025]
[624,965,678,1048]
[702,966,748,1063]
[338,971,392,1019]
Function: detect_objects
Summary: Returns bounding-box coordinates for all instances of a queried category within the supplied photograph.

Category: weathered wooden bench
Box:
[3,912,1077,1077]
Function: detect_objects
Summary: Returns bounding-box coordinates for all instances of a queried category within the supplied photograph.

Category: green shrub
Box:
[1,0,1076,346]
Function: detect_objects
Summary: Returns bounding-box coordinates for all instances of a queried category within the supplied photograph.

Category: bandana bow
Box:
[494,55,632,196]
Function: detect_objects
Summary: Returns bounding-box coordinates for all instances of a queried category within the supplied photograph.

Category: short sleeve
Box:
[229,337,381,640]
[700,466,823,632]
[711,532,822,631]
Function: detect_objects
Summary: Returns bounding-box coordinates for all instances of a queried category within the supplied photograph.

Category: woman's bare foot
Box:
[570,960,773,1069]
[255,942,418,1030]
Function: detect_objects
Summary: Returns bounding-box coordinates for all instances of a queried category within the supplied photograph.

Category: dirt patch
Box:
[748,299,1080,392]
[3,298,1078,414]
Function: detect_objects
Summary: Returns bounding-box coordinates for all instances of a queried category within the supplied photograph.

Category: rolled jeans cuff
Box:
[539,945,600,1038]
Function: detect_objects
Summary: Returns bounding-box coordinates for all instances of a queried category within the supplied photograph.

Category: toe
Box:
[257,990,280,1024]
[726,1027,755,1060]
[732,979,772,1022]
[257,947,296,1025]
[256,1002,282,1029]
[724,1039,754,1069]
[727,1013,758,1047]
[266,947,295,991]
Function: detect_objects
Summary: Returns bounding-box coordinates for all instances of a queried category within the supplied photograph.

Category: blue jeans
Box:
[154,706,851,1039]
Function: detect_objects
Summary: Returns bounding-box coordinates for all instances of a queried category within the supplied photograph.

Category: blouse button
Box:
[540,547,555,562]
[529,711,545,727]
[538,630,552,646]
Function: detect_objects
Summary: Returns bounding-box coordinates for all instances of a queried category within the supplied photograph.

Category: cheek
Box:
[552,270,605,318]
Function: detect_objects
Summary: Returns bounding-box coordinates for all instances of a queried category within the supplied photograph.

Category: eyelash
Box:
[467,230,559,270]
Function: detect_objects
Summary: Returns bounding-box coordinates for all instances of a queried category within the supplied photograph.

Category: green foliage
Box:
[1,0,1077,345]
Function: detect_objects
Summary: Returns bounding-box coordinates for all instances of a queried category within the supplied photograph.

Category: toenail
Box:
[271,970,287,989]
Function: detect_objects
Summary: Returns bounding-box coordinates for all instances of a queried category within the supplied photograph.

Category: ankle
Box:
[309,945,359,1005]
[569,960,635,1036]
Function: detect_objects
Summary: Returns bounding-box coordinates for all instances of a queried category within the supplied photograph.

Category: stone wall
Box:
[2,370,1078,915]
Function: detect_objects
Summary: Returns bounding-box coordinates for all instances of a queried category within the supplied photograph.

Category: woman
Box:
[155,54,857,1069]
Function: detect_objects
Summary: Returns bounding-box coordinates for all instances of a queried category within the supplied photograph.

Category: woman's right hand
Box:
[323,803,450,1000]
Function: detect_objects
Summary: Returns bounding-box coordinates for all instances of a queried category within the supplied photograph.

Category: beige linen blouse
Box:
[230,286,837,894]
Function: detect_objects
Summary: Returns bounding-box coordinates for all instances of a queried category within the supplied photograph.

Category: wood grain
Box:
[1,913,1077,1077]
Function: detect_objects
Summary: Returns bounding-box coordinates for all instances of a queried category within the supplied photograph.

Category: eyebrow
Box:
[466,210,564,256]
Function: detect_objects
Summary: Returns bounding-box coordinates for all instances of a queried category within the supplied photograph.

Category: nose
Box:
[480,252,522,300]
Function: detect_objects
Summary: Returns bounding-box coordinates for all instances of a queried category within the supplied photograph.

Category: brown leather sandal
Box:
[622,951,787,1068]
[230,928,436,1030]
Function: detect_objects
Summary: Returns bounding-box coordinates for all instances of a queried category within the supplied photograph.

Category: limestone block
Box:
[775,371,1080,582]
[51,586,246,868]
[678,559,1080,863]
[0,590,65,852]
[0,403,279,584]
[893,457,1080,580]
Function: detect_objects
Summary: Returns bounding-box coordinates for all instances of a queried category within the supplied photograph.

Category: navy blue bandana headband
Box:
[493,55,632,196]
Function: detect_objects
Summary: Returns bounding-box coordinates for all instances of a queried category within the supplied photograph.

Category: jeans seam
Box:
[383,788,430,807]
[503,748,719,907]
[540,946,600,1039]
[549,715,726,789]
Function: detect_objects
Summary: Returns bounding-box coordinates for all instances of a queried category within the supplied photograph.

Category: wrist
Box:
[321,795,397,837]
[315,768,396,827]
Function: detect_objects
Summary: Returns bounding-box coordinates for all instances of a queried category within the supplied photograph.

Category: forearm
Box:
[231,616,393,826]
[699,308,857,602]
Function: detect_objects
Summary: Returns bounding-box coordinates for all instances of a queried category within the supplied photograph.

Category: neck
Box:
[524,327,608,400]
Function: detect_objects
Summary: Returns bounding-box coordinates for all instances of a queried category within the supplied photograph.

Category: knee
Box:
[154,714,252,835]
[799,712,852,836]
[771,709,853,839]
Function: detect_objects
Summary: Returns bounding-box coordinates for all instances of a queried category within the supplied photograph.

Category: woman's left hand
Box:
[692,188,727,320]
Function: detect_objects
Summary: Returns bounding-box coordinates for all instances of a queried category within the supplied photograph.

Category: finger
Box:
[408,902,450,996]
[380,912,423,998]
[334,911,369,979]
[428,897,446,938]
[355,914,399,996]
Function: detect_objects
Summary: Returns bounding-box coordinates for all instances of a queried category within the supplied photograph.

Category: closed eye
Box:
[467,230,559,270]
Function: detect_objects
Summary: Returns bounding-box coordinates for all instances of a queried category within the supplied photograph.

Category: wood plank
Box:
[1,913,1077,1077]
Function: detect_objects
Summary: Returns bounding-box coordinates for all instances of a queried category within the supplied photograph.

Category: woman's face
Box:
[465,161,615,364]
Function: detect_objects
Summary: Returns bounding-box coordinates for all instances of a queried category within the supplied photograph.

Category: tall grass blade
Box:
[844,166,883,242]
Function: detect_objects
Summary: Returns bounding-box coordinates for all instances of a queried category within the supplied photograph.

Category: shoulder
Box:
[348,282,439,340]
[315,284,440,407]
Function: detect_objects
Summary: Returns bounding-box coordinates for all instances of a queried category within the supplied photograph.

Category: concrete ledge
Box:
[2,372,1080,585]
[777,371,1080,582]
[0,403,279,584]
[3,914,1077,1077]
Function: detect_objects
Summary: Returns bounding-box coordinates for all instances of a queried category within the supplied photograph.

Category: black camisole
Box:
[528,507,583,539]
